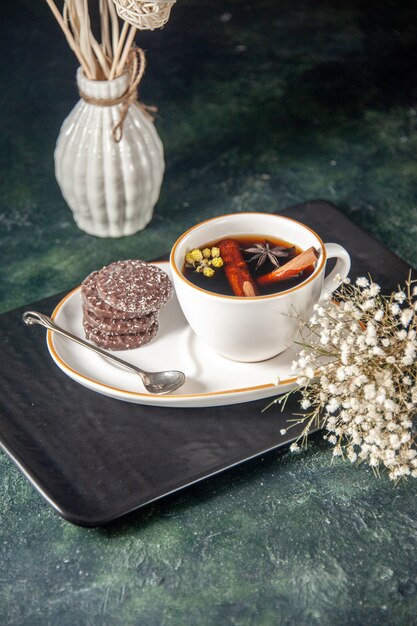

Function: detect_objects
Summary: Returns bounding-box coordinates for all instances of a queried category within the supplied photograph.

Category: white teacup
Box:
[170,212,350,362]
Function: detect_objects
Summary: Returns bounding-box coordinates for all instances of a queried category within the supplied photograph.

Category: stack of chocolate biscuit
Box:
[81,260,172,351]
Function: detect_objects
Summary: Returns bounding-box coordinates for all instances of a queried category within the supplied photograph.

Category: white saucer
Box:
[47,263,300,408]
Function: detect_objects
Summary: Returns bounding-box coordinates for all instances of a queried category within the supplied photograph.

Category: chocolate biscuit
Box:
[82,306,157,336]
[96,260,172,315]
[83,319,159,351]
[81,270,138,320]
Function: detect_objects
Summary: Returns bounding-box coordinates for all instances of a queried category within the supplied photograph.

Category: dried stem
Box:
[100,0,112,60]
[88,28,111,78]
[44,0,93,77]
[44,0,165,82]
[107,0,120,58]
[109,20,129,80]
[116,25,137,76]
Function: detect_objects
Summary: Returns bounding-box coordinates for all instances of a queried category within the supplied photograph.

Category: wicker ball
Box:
[112,0,176,30]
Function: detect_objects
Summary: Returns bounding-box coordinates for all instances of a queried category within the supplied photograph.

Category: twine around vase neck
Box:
[78,47,157,143]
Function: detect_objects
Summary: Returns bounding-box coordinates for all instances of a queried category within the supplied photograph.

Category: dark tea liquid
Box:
[182,234,316,296]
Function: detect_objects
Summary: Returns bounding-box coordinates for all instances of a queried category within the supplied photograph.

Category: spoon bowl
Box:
[144,370,186,395]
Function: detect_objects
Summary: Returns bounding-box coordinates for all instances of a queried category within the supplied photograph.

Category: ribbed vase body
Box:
[54,68,164,237]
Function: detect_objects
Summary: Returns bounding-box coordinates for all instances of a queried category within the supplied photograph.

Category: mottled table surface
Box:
[1,1,417,624]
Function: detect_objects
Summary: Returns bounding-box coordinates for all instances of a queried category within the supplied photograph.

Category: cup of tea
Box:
[170,212,350,362]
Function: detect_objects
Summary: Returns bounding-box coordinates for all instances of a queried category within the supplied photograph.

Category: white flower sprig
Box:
[278,274,417,481]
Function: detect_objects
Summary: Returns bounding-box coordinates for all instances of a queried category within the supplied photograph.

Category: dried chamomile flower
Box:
[184,246,224,278]
[185,249,204,266]
[189,249,203,263]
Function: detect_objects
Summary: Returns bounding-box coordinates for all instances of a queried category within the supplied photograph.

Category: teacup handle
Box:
[322,243,351,296]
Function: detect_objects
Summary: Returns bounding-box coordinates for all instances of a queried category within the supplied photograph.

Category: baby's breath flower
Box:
[348,449,358,463]
[394,291,407,303]
[369,283,381,296]
[374,309,384,322]
[281,273,417,481]
[362,299,376,311]
[320,332,330,345]
[372,346,385,356]
[294,356,312,370]
[202,248,211,259]
[356,277,369,287]
[211,257,223,268]
[389,434,401,449]
[305,367,315,380]
[401,309,414,328]
[384,399,397,412]
[364,383,376,399]
[327,398,340,413]
[296,376,308,387]
[336,367,346,381]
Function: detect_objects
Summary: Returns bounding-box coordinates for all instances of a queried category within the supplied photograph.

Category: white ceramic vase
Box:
[54,68,165,238]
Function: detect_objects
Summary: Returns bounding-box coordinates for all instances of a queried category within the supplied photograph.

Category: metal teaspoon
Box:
[22,311,186,395]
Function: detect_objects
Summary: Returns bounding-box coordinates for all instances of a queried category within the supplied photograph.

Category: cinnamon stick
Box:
[218,238,260,297]
[256,246,319,287]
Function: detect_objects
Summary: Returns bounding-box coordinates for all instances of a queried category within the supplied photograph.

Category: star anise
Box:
[243,241,294,269]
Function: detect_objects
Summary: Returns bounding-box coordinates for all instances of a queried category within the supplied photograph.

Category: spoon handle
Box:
[22,311,149,381]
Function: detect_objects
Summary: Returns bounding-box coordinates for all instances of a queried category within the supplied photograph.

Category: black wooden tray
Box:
[0,201,411,526]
